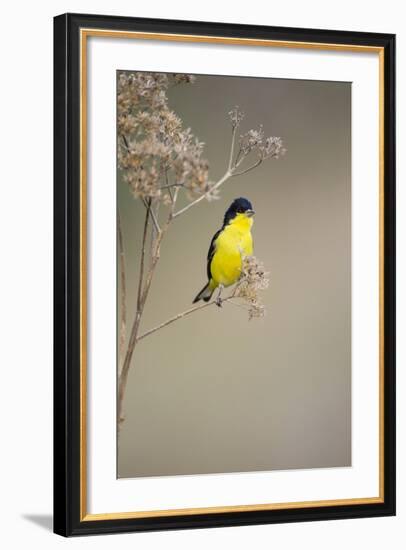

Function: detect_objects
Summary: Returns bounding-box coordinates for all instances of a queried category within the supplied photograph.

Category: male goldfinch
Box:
[193,197,255,305]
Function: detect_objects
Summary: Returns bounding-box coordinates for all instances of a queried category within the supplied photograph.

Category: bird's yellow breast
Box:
[210,214,253,288]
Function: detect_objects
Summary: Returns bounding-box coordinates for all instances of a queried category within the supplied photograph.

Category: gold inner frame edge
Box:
[79,28,385,522]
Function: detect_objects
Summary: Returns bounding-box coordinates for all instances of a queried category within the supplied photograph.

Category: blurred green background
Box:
[117,73,351,478]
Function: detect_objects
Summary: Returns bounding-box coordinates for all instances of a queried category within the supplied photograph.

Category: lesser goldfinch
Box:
[193,197,255,305]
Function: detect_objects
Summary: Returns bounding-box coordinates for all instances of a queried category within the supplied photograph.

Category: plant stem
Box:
[173,170,232,218]
[118,204,150,424]
[142,198,160,233]
[228,126,237,171]
[149,198,160,256]
[232,158,263,177]
[117,210,126,368]
[137,295,235,341]
[137,301,216,341]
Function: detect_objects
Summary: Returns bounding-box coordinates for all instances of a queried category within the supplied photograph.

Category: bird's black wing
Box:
[206,228,222,280]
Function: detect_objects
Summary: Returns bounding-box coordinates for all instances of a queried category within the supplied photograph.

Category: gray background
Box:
[118,74,351,478]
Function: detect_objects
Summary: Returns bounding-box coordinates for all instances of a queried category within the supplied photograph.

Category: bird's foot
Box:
[215,284,224,307]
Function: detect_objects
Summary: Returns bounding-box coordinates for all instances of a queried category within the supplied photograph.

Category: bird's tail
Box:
[193,281,215,303]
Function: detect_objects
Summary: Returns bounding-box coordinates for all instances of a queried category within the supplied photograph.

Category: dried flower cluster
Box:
[239,126,286,160]
[234,255,270,320]
[118,72,210,200]
[228,105,245,128]
[227,106,286,171]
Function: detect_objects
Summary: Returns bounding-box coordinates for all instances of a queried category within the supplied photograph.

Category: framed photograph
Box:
[54,13,396,536]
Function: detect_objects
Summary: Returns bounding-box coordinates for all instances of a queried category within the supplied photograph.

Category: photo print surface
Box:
[117,71,351,478]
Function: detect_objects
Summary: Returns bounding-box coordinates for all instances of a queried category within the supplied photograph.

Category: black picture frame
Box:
[54,12,396,537]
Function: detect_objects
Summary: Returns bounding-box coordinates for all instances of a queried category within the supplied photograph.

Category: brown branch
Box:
[137,301,216,341]
[118,204,150,425]
[171,185,180,213]
[173,170,233,218]
[234,147,244,168]
[228,125,237,171]
[137,295,235,342]
[159,182,184,190]
[232,157,263,177]
[142,198,160,234]
[139,216,170,307]
[137,201,150,311]
[149,198,160,257]
[121,134,130,151]
[117,210,127,367]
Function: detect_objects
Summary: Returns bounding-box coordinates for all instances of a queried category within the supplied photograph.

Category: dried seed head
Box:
[236,123,286,167]
[260,136,287,159]
[228,106,245,128]
[117,72,210,200]
[234,255,270,320]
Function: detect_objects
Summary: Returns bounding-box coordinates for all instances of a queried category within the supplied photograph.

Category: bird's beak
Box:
[246,209,255,217]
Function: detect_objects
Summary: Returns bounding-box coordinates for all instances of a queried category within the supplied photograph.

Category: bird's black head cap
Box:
[223,197,254,226]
